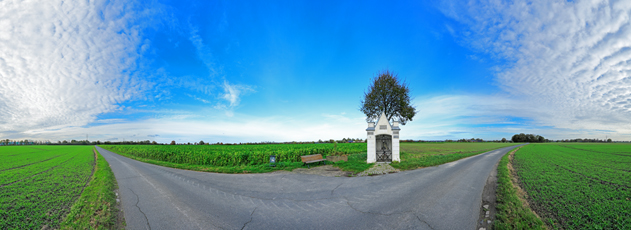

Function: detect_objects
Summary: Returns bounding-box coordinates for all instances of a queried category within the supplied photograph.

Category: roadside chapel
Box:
[366,112,400,163]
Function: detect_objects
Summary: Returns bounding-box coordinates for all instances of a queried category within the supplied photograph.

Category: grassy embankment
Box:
[494,146,546,229]
[61,148,123,229]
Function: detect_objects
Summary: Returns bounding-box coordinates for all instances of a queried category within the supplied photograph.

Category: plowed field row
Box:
[513,144,631,229]
[0,146,96,229]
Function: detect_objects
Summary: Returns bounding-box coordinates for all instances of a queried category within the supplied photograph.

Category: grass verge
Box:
[494,147,546,229]
[60,148,123,229]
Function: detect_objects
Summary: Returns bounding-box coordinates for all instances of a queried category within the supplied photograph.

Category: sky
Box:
[1,0,631,143]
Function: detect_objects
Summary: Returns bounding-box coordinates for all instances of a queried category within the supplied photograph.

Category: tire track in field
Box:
[550,163,631,190]
[560,145,631,157]
[0,152,79,187]
[66,148,99,211]
[0,155,62,172]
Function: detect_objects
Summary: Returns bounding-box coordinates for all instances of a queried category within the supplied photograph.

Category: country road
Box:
[97,145,522,230]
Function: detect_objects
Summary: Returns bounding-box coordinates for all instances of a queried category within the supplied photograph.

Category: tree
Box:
[199,140,205,145]
[501,138,506,143]
[170,140,176,145]
[360,70,416,124]
[511,133,546,143]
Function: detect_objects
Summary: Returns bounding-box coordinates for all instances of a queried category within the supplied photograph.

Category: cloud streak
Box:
[439,0,631,137]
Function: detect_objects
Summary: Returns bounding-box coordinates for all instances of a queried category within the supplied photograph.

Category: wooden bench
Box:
[301,154,326,168]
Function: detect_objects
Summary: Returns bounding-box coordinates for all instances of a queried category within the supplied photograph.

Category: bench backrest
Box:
[301,154,323,162]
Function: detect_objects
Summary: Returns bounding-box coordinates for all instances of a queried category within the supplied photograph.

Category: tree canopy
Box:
[511,133,546,143]
[360,70,416,125]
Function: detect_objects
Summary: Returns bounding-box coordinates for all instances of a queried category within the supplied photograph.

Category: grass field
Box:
[494,146,546,230]
[391,142,519,170]
[507,143,631,229]
[0,146,120,229]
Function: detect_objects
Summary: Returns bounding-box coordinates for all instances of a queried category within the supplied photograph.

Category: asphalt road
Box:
[97,145,522,230]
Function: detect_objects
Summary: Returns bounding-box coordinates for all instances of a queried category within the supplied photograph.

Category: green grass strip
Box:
[494,147,546,230]
[60,148,123,229]
[330,153,373,173]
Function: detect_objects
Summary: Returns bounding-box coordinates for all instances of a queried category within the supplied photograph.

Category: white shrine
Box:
[366,112,400,163]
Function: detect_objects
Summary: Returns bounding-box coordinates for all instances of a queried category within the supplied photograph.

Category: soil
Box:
[508,148,545,220]
[477,160,499,230]
[114,189,126,229]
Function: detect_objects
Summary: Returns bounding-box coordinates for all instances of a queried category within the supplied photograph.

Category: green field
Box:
[0,146,95,229]
[102,143,365,166]
[511,143,631,229]
[0,146,119,229]
[101,143,369,173]
[101,142,519,174]
[392,142,519,170]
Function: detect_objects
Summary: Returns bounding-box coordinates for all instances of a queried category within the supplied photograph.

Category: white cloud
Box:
[439,0,631,138]
[0,0,154,134]
[221,81,252,107]
[217,80,254,116]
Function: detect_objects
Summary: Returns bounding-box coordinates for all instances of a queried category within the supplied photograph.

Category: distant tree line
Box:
[555,138,612,143]
[0,138,370,146]
[0,139,41,146]
[511,133,547,143]
[5,136,614,146]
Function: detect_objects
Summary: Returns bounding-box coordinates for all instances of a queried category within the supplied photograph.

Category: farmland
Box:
[101,142,519,173]
[102,143,366,166]
[0,146,95,229]
[101,143,368,173]
[511,144,631,229]
[392,142,519,170]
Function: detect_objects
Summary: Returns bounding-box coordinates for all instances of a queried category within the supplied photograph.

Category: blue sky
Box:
[2,0,631,143]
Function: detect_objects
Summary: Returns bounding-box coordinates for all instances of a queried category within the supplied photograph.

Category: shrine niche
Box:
[366,112,400,163]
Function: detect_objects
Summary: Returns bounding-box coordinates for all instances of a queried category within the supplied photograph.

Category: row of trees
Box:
[556,138,612,143]
[0,139,38,145]
[166,138,368,146]
[511,133,547,143]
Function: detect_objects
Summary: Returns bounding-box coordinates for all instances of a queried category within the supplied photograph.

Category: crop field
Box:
[102,143,366,167]
[0,146,96,229]
[512,144,631,229]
